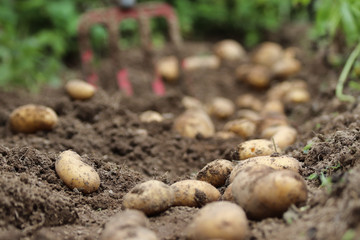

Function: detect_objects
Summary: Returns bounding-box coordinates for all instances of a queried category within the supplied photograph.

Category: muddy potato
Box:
[232,139,279,161]
[229,155,300,183]
[207,97,235,119]
[262,100,285,115]
[183,55,220,71]
[181,96,204,110]
[65,79,96,100]
[236,94,263,112]
[224,119,256,139]
[262,126,297,149]
[272,56,301,78]
[232,165,307,220]
[173,109,215,138]
[222,183,234,202]
[9,104,58,133]
[236,64,271,88]
[55,150,100,194]
[185,201,249,240]
[284,88,310,103]
[139,110,164,123]
[171,180,221,207]
[252,42,283,67]
[236,109,262,124]
[196,159,234,187]
[214,39,246,61]
[156,56,179,82]
[122,180,174,216]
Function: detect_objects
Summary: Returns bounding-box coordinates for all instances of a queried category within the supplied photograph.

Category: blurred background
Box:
[0,0,359,90]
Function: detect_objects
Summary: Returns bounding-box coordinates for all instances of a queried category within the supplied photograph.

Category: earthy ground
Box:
[1,39,360,240]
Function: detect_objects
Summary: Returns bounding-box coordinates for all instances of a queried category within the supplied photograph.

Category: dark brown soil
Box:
[1,41,360,240]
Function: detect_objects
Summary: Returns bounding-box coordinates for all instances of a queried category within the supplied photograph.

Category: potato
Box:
[262,126,297,149]
[229,155,300,183]
[183,55,220,71]
[139,110,164,123]
[232,139,280,161]
[260,113,288,132]
[267,79,308,101]
[156,56,179,82]
[223,119,256,139]
[222,183,234,202]
[9,104,58,133]
[65,79,96,100]
[232,164,307,220]
[181,96,204,110]
[185,201,249,240]
[213,39,246,61]
[272,56,301,78]
[236,109,262,124]
[122,180,174,216]
[173,109,215,138]
[171,180,221,207]
[214,131,237,139]
[262,100,284,115]
[236,94,262,112]
[284,88,310,103]
[207,97,235,119]
[252,42,283,67]
[196,159,234,187]
[101,210,158,240]
[55,150,100,194]
[236,64,271,88]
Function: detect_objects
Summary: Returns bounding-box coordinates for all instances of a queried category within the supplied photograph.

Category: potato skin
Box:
[65,79,96,100]
[139,111,164,123]
[229,155,300,183]
[207,97,235,119]
[214,39,246,61]
[196,159,234,187]
[10,104,58,133]
[232,139,279,161]
[252,42,283,67]
[222,183,234,202]
[171,180,221,207]
[122,180,174,216]
[185,201,249,240]
[55,150,100,194]
[232,165,307,220]
[224,119,256,139]
[156,56,179,82]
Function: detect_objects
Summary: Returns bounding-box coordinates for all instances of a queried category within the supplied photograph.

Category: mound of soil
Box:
[1,41,360,240]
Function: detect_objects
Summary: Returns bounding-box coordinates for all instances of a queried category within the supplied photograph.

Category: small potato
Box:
[229,155,300,183]
[183,55,220,71]
[252,42,283,67]
[101,210,158,240]
[260,113,288,132]
[236,109,262,124]
[284,88,310,103]
[214,131,237,139]
[207,97,235,119]
[272,56,301,78]
[65,79,96,100]
[236,64,271,88]
[181,96,204,110]
[222,183,234,202]
[232,139,279,161]
[122,180,174,216]
[236,94,263,112]
[171,180,221,207]
[232,165,307,220]
[185,201,249,240]
[267,80,308,101]
[213,39,246,61]
[196,159,234,187]
[173,109,215,138]
[9,104,58,133]
[262,126,297,149]
[55,150,100,194]
[139,110,164,123]
[262,100,284,115]
[156,56,179,82]
[223,119,256,139]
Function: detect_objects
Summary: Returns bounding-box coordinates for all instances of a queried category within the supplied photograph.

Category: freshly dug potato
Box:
[232,139,279,161]
[101,210,158,240]
[55,150,100,194]
[236,94,262,112]
[236,64,271,88]
[181,96,204,110]
[232,164,307,220]
[196,159,234,187]
[171,180,221,207]
[156,56,179,82]
[207,97,235,119]
[262,100,284,115]
[262,126,297,149]
[236,109,262,124]
[229,155,300,183]
[272,56,301,78]
[252,42,283,67]
[173,109,215,138]
[267,79,308,101]
[222,183,234,202]
[122,180,174,216]
[65,79,96,100]
[284,88,310,103]
[183,55,220,71]
[260,113,288,132]
[213,39,246,61]
[223,119,256,139]
[185,201,249,240]
[9,104,58,133]
[139,110,164,123]
[214,131,237,139]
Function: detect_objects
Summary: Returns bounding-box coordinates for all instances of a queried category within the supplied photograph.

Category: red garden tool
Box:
[78,0,183,96]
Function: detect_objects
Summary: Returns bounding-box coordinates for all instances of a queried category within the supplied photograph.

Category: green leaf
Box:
[307,173,318,180]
